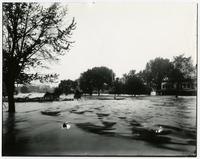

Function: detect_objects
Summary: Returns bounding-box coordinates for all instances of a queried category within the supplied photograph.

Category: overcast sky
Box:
[41,1,197,83]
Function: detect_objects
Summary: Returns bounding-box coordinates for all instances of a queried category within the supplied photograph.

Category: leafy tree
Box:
[53,87,62,97]
[79,66,115,96]
[124,70,146,96]
[3,3,76,112]
[169,54,195,97]
[20,85,30,93]
[79,69,94,95]
[58,79,77,95]
[112,78,124,95]
[143,57,172,90]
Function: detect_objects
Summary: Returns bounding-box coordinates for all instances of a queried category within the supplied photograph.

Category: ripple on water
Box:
[3,96,196,154]
[76,122,116,136]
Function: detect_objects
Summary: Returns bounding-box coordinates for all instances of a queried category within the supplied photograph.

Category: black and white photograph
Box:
[1,0,198,157]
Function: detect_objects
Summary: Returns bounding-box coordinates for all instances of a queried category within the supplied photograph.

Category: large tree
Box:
[123,70,146,96]
[169,54,195,97]
[143,57,172,90]
[112,77,124,95]
[79,67,115,96]
[79,69,94,95]
[3,3,76,112]
[58,79,78,95]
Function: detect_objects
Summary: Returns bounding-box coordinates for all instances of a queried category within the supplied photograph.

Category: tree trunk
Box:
[5,80,15,113]
[98,89,100,96]
[175,82,179,98]
[89,90,92,96]
[158,82,162,90]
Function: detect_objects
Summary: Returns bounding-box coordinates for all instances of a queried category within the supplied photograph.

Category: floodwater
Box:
[2,95,196,156]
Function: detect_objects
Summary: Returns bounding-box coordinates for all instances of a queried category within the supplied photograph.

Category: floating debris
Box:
[70,110,85,114]
[114,98,125,100]
[96,113,110,117]
[41,110,61,116]
[155,126,163,134]
[62,122,71,130]
[97,98,113,100]
[62,98,74,101]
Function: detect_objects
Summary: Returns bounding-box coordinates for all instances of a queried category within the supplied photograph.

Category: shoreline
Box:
[2,93,197,103]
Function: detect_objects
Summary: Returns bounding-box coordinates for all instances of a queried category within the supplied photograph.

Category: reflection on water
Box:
[3,113,30,155]
[2,96,196,156]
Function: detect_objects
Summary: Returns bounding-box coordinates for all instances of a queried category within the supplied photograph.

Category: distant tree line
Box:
[10,54,195,97]
[16,85,55,93]
[54,54,196,97]
[15,54,195,97]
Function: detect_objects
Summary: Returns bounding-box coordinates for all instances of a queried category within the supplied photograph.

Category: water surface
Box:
[2,95,196,156]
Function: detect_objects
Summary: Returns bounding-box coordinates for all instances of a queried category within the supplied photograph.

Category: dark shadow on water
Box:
[76,122,116,136]
[76,116,196,152]
[101,121,116,127]
[41,110,61,116]
[155,124,182,132]
[96,113,110,118]
[118,116,126,119]
[93,106,104,110]
[129,119,142,127]
[129,122,196,151]
[184,131,196,140]
[70,109,94,115]
[3,113,30,156]
[131,127,172,143]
